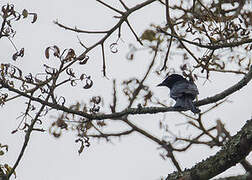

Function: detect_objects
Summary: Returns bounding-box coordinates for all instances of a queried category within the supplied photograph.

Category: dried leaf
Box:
[141,29,156,42]
[91,96,101,104]
[30,13,37,23]
[66,68,75,77]
[64,49,75,61]
[80,74,86,80]
[79,55,89,65]
[12,52,18,61]
[22,9,28,18]
[53,45,60,57]
[0,150,4,156]
[97,121,106,127]
[45,47,50,59]
[12,48,24,61]
[83,79,93,89]
[85,122,92,130]
[70,80,77,87]
[110,43,118,53]
[20,48,24,57]
[15,14,21,21]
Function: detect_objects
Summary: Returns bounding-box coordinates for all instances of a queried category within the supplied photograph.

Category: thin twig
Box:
[164,0,199,63]
[173,127,216,152]
[101,43,106,77]
[165,143,182,172]
[96,0,123,14]
[7,96,49,178]
[110,79,117,113]
[88,129,134,138]
[54,21,109,34]
[125,20,143,45]
[128,41,159,108]
[55,0,157,75]
[160,37,172,71]
[77,36,88,49]
[119,0,129,10]
[158,27,252,51]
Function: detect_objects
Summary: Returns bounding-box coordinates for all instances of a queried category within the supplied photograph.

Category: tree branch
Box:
[213,173,252,180]
[158,27,252,51]
[96,0,123,14]
[88,129,134,138]
[1,66,251,121]
[7,97,49,178]
[125,19,143,45]
[54,21,109,34]
[166,119,252,179]
[54,0,158,74]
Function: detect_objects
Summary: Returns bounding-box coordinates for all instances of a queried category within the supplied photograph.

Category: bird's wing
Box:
[170,81,188,99]
[187,82,199,95]
[170,81,199,99]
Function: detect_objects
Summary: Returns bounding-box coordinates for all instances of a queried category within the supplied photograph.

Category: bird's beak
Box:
[157,82,164,87]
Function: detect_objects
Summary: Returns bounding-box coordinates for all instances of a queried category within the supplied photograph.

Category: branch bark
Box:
[213,173,252,180]
[166,119,252,180]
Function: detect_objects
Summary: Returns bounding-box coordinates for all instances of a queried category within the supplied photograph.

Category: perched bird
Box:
[157,74,200,113]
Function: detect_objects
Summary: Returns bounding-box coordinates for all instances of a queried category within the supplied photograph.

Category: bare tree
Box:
[1,0,252,179]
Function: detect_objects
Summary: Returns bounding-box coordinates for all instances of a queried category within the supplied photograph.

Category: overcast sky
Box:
[1,0,252,180]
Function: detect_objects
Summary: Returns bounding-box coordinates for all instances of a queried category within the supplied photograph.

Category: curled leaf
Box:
[57,96,66,106]
[12,53,18,61]
[12,48,24,61]
[80,73,87,80]
[70,80,77,87]
[66,68,76,78]
[30,13,37,23]
[91,96,101,104]
[15,14,21,21]
[110,43,118,53]
[75,138,85,155]
[64,49,75,62]
[53,45,60,57]
[79,55,89,65]
[25,73,34,83]
[83,79,93,89]
[20,48,24,57]
[44,64,58,75]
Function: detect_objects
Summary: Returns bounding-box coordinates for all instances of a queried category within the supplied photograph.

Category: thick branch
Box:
[1,66,252,121]
[196,66,252,106]
[166,119,252,179]
[213,173,252,180]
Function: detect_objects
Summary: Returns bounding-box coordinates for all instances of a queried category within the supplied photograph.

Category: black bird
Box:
[157,74,200,113]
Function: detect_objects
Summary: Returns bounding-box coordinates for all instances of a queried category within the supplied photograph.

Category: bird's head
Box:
[157,74,185,88]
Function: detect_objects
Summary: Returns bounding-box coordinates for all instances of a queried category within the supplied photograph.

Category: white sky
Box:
[1,0,252,180]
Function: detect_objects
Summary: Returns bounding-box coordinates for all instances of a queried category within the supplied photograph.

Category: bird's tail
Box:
[174,97,200,114]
